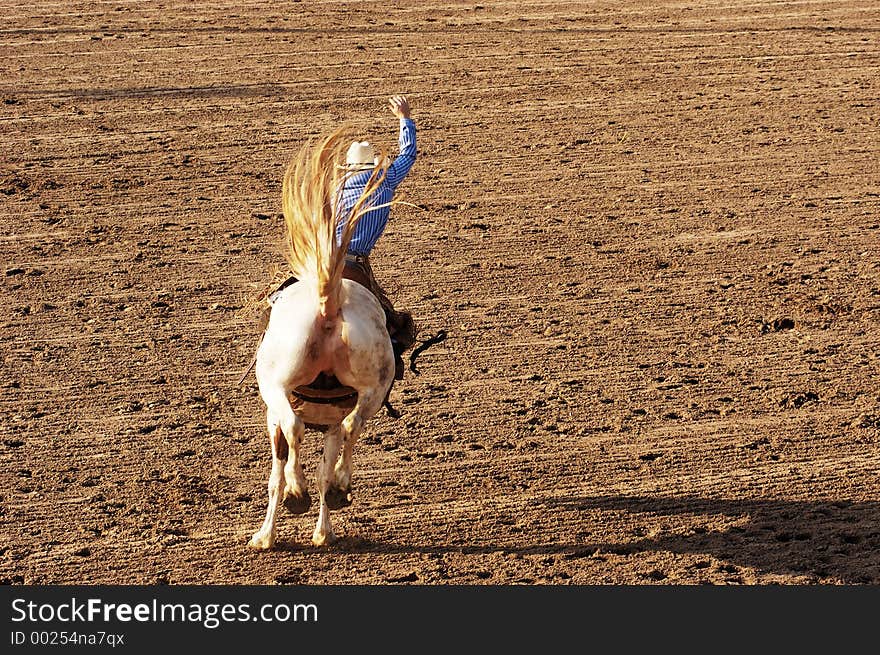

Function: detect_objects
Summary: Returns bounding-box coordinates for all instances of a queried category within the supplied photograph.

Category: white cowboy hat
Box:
[344,141,378,170]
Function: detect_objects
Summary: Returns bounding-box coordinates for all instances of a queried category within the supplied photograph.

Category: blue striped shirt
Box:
[336,118,417,256]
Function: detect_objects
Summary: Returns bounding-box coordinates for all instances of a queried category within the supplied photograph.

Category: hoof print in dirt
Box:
[779,392,819,409]
[761,317,795,333]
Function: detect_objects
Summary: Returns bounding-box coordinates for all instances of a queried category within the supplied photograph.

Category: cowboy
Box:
[336,94,418,380]
[265,95,418,381]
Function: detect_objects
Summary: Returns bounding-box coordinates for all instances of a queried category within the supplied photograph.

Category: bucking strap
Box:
[290,383,358,404]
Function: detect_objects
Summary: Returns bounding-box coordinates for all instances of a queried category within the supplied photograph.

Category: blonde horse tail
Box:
[281,128,388,322]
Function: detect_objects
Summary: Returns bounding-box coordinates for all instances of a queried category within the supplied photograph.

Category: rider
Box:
[336,94,418,380]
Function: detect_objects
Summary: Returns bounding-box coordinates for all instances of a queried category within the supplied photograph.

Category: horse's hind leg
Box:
[248,418,287,550]
[312,388,386,545]
[332,387,388,505]
[248,389,309,550]
[278,411,309,516]
[262,388,310,515]
[313,424,344,546]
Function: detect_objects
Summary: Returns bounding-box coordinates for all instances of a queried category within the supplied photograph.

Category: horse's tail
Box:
[281,128,387,321]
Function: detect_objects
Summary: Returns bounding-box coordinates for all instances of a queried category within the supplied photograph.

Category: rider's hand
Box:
[389,95,411,120]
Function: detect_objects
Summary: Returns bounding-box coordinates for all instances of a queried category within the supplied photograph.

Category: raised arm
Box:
[385,95,417,190]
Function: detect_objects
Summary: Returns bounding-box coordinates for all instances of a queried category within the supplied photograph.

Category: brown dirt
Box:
[1,1,879,586]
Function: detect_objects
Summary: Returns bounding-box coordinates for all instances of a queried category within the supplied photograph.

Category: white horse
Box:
[248,131,395,549]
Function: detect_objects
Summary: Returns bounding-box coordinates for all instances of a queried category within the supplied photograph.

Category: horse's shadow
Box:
[277,496,880,583]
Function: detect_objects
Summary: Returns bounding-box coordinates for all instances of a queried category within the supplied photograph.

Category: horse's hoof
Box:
[283,489,311,515]
[312,530,337,547]
[248,532,275,551]
[324,486,352,510]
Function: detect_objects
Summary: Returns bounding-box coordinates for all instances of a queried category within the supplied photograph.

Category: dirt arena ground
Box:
[1,1,879,586]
